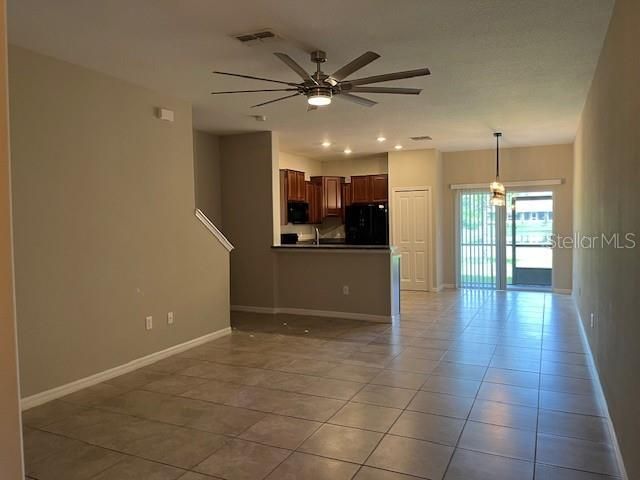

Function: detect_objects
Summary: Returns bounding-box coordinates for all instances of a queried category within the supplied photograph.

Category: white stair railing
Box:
[194,208,234,252]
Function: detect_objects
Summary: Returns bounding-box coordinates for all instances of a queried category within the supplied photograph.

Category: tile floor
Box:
[22,290,622,479]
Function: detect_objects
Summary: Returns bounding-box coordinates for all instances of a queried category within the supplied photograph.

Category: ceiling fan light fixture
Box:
[321,140,331,148]
[377,136,387,142]
[394,144,403,150]
[344,148,352,154]
[307,87,332,106]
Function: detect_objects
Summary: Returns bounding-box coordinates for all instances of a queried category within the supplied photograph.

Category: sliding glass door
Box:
[506,192,553,288]
[457,190,500,288]
[457,189,552,290]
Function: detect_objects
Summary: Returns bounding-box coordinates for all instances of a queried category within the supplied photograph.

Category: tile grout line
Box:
[440,292,499,480]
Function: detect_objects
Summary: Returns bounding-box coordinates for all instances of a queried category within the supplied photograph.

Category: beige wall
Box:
[10,47,230,397]
[275,250,396,319]
[321,154,388,177]
[279,152,388,179]
[0,3,24,476]
[220,132,277,308]
[442,144,574,291]
[193,130,222,226]
[388,148,443,290]
[573,0,637,476]
[279,151,322,179]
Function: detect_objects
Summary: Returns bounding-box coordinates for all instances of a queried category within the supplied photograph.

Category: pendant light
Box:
[490,132,506,206]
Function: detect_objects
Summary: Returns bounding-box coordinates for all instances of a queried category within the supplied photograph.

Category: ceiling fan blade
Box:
[251,93,300,108]
[211,88,299,95]
[336,93,377,107]
[212,71,299,86]
[330,51,381,82]
[347,86,422,95]
[274,52,317,84]
[343,68,431,87]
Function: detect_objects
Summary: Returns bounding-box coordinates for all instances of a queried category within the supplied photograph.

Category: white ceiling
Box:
[8,0,613,158]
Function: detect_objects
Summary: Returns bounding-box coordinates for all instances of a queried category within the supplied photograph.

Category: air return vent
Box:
[410,136,433,141]
[233,30,277,44]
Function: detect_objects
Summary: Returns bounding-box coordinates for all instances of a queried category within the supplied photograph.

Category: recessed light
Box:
[344,148,352,154]
[321,141,331,148]
[377,136,386,142]
[394,145,403,150]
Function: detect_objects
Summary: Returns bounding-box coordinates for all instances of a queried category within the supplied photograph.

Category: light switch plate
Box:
[167,312,174,325]
[145,316,153,330]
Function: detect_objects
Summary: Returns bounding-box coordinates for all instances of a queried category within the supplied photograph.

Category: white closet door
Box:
[393,189,429,291]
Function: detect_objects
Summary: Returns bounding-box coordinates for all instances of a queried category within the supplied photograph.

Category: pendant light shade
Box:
[490,132,506,206]
[490,180,506,206]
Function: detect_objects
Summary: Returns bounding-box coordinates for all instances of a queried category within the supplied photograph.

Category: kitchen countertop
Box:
[272,240,397,254]
[273,243,391,250]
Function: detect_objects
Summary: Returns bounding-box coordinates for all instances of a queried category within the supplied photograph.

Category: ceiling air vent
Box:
[410,136,433,141]
[233,30,278,45]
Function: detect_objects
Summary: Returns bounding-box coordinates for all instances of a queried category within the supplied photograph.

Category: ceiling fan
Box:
[211,50,431,109]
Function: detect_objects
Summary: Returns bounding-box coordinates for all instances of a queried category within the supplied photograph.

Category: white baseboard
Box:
[430,284,454,292]
[574,304,628,479]
[21,326,232,411]
[231,305,277,314]
[553,288,572,295]
[278,307,392,323]
[232,305,391,323]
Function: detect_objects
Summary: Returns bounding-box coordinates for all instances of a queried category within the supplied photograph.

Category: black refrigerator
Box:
[345,203,389,245]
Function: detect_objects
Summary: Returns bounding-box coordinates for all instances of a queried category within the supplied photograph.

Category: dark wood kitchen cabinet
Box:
[350,174,388,203]
[282,169,305,202]
[311,176,344,218]
[305,181,322,224]
[280,169,307,224]
[341,182,352,221]
[350,175,370,204]
[279,170,288,225]
[371,174,389,202]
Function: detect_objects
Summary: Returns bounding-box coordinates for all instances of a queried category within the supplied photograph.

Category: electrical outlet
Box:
[590,313,595,328]
[145,316,153,331]
[167,312,174,325]
[342,285,350,295]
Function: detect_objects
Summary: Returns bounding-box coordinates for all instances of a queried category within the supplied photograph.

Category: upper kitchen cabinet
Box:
[350,174,388,203]
[306,181,322,224]
[282,169,306,202]
[351,175,370,203]
[313,176,343,217]
[371,174,389,202]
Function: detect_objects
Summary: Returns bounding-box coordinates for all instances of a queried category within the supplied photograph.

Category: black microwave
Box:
[287,201,309,224]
